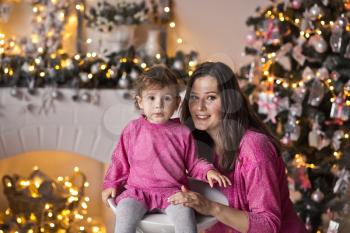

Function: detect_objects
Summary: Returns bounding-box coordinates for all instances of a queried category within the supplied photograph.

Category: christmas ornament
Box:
[332,130,344,150]
[308,79,325,106]
[291,0,302,9]
[10,88,20,98]
[309,35,328,53]
[80,92,90,102]
[309,4,323,20]
[284,114,301,141]
[129,68,139,81]
[330,30,343,53]
[292,86,307,102]
[257,92,279,123]
[311,188,325,202]
[246,30,257,45]
[118,72,130,89]
[333,168,350,194]
[330,93,350,121]
[308,120,330,150]
[79,72,89,82]
[327,220,340,233]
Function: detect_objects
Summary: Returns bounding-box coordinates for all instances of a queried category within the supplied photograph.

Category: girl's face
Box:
[137,85,180,124]
[188,75,222,137]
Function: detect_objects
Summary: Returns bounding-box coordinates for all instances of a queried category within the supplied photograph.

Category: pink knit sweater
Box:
[103,116,214,210]
[205,130,306,233]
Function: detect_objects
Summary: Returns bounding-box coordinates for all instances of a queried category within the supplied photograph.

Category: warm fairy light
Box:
[346,100,350,106]
[169,22,176,28]
[189,61,196,67]
[50,53,57,59]
[92,226,100,232]
[86,38,92,44]
[188,70,193,76]
[292,83,298,88]
[330,21,334,26]
[0,230,3,233]
[80,226,85,231]
[50,223,55,228]
[133,58,139,64]
[40,227,44,232]
[263,70,269,76]
[88,73,93,79]
[57,214,63,220]
[28,230,34,233]
[120,57,128,63]
[38,47,44,53]
[333,151,341,159]
[155,53,161,59]
[86,52,92,58]
[75,213,84,220]
[296,120,300,124]
[20,180,30,187]
[74,167,80,172]
[74,54,81,60]
[84,182,89,187]
[35,58,41,64]
[54,65,60,70]
[164,7,170,13]
[100,64,107,70]
[300,31,305,36]
[329,86,334,91]
[30,213,36,221]
[305,33,310,38]
[295,18,300,24]
[282,82,289,88]
[45,203,51,210]
[321,20,325,25]
[48,212,53,217]
[70,188,79,196]
[279,16,285,21]
[141,63,147,69]
[316,29,322,35]
[345,133,349,139]
[59,11,65,21]
[69,15,77,24]
[9,69,13,76]
[4,68,9,74]
[177,38,183,44]
[75,4,84,11]
[87,217,92,222]
[65,181,72,187]
[276,79,282,85]
[51,0,57,4]
[91,52,97,57]
[81,202,88,209]
[57,176,64,181]
[330,97,335,102]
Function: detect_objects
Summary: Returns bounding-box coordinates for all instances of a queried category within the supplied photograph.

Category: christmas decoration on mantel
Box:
[0,166,105,233]
[0,0,199,104]
[240,0,350,232]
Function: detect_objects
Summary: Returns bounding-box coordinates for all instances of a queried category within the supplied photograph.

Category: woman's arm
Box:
[168,186,249,233]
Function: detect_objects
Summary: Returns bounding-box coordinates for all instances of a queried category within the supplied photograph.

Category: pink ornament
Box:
[292,0,302,9]
[246,31,256,45]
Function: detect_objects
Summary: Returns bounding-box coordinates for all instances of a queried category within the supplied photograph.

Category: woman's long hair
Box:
[180,62,281,173]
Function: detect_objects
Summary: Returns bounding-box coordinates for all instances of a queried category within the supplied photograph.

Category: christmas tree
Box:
[240,0,350,232]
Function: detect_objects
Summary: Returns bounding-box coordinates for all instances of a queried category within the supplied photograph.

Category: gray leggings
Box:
[114,198,197,233]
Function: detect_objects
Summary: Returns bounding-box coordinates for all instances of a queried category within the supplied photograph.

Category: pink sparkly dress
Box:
[103,116,214,210]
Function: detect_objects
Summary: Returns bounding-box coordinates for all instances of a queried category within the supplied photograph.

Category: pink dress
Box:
[103,116,214,210]
[206,130,306,233]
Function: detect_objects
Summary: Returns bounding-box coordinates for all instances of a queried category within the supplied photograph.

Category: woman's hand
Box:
[207,169,232,188]
[101,187,117,207]
[168,185,217,216]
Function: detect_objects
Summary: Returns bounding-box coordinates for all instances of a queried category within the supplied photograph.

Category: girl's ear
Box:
[136,95,143,109]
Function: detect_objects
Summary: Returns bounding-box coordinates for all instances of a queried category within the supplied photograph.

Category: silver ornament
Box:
[311,188,325,202]
[80,92,90,102]
[10,88,19,97]
[129,69,139,80]
[309,4,323,20]
[80,72,89,82]
[118,73,130,89]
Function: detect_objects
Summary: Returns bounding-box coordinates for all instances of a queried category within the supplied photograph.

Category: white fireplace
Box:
[0,88,140,232]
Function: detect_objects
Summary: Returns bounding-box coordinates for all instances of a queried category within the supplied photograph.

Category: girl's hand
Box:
[168,186,216,216]
[207,170,232,188]
[102,187,117,207]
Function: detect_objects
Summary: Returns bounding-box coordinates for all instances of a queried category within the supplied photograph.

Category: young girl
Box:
[102,65,231,233]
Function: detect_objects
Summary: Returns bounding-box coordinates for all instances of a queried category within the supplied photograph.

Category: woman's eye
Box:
[207,95,216,101]
[189,95,198,100]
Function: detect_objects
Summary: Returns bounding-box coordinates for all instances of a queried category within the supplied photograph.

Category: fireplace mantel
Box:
[0,88,139,163]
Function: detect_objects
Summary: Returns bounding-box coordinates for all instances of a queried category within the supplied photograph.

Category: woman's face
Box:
[188,75,222,137]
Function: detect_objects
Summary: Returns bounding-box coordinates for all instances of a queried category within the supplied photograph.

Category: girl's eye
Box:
[147,96,155,100]
[164,96,173,101]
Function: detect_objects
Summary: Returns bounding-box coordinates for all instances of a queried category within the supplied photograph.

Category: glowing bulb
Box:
[86,38,92,44]
[177,38,183,44]
[84,182,89,187]
[155,53,161,59]
[88,73,93,79]
[74,166,80,172]
[141,63,147,69]
[74,54,81,60]
[169,22,176,28]
[164,7,170,13]
[50,223,55,228]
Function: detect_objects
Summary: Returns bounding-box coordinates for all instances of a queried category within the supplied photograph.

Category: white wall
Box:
[0,0,269,67]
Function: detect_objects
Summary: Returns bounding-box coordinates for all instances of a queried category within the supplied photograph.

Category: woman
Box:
[168,62,306,233]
